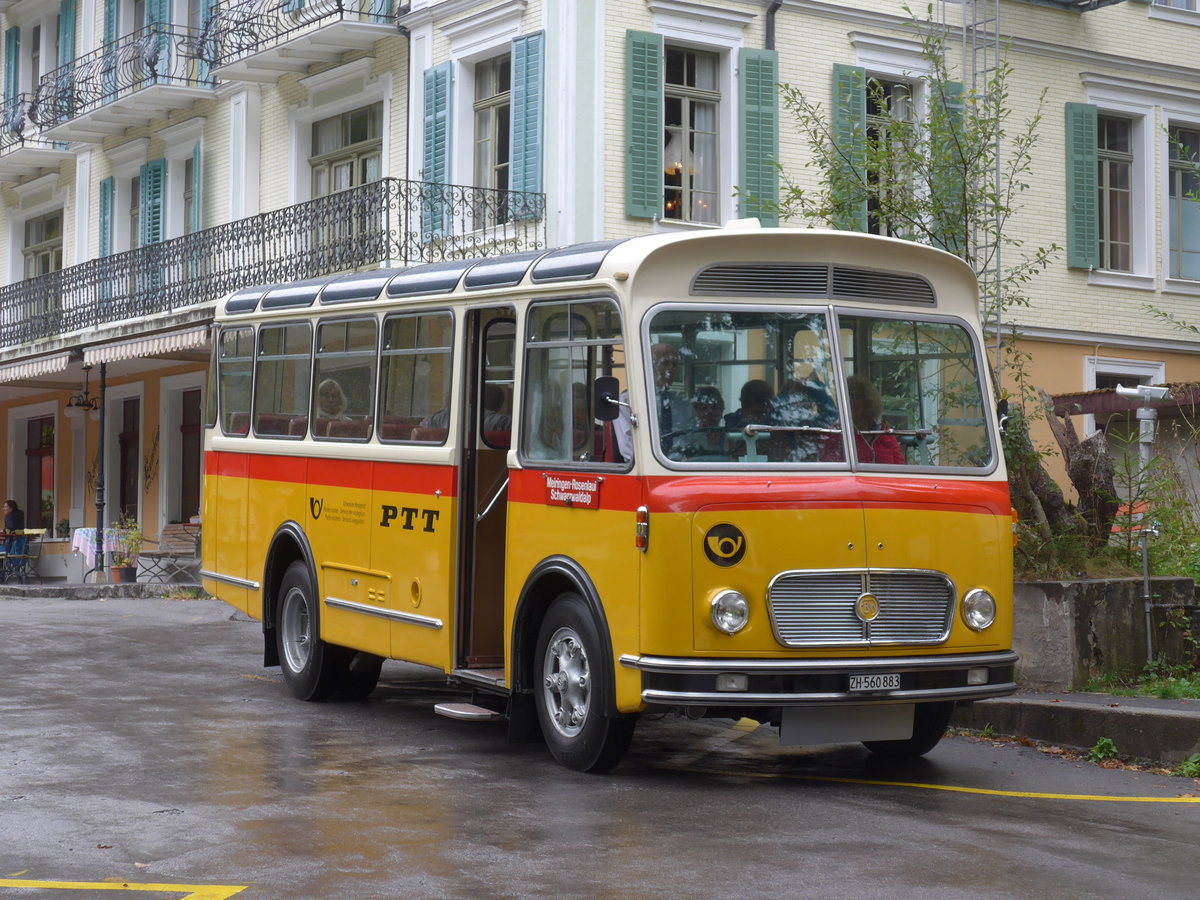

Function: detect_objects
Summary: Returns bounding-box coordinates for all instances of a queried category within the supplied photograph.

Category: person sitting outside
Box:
[2,499,26,577]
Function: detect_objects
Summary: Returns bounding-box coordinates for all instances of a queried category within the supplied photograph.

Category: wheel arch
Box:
[511,555,618,713]
[260,521,316,668]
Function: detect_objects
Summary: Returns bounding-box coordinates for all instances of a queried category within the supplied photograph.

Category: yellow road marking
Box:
[684,766,1200,803]
[0,879,246,898]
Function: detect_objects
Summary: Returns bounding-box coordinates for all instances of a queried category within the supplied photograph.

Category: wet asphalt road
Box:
[1,595,1198,899]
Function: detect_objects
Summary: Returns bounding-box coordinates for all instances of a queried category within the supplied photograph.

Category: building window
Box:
[1156,1,1197,10]
[24,416,54,530]
[473,54,511,194]
[183,156,195,235]
[866,78,912,237]
[310,103,382,198]
[179,388,202,520]
[1098,115,1132,272]
[129,173,141,250]
[1168,125,1200,280]
[663,46,719,224]
[118,397,140,521]
[23,210,63,278]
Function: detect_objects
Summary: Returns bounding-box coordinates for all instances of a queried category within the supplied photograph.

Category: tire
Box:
[863,701,954,759]
[534,593,634,773]
[337,653,383,700]
[275,561,346,701]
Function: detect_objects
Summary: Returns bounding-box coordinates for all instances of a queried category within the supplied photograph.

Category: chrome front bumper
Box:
[619,650,1018,707]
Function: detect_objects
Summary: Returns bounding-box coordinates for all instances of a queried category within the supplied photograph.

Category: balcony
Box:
[32,24,215,142]
[208,0,400,85]
[0,177,546,347]
[0,94,74,182]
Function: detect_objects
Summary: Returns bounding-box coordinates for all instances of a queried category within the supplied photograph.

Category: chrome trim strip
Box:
[324,596,444,630]
[451,668,507,690]
[619,650,1018,674]
[641,682,1018,707]
[200,568,261,591]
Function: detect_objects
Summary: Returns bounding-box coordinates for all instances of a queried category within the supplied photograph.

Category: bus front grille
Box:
[766,570,955,648]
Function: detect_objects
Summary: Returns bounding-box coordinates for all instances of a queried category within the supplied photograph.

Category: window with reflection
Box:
[311,318,378,440]
[217,326,254,436]
[252,323,313,438]
[522,298,625,463]
[378,311,454,444]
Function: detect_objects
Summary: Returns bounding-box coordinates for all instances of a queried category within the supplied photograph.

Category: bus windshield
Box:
[646,307,994,470]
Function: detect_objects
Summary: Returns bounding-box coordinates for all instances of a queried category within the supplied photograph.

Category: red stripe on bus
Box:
[204,450,459,496]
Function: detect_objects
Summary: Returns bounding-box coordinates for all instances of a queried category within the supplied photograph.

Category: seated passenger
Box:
[821,373,904,464]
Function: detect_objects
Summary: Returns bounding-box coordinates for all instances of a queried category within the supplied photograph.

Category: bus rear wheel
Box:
[276,561,344,702]
[862,701,954,759]
[534,593,634,773]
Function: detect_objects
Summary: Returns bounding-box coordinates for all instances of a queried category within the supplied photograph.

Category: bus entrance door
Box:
[456,310,514,681]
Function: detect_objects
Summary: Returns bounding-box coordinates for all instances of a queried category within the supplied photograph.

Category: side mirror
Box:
[997,398,1009,436]
[593,376,621,422]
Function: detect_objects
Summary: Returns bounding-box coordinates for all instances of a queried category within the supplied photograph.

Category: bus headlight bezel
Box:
[962,588,997,632]
[710,590,750,635]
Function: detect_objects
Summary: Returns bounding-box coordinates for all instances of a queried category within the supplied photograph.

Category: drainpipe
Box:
[766,0,783,50]
[397,4,412,265]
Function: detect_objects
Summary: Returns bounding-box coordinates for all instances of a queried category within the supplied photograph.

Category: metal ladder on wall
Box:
[937,0,1004,383]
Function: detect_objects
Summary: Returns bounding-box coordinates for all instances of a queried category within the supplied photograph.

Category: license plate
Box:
[848,673,901,692]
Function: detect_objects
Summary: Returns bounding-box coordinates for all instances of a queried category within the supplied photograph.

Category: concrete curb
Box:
[0,583,205,601]
[951,694,1200,768]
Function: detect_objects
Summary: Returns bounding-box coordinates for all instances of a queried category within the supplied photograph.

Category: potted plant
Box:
[110,515,143,583]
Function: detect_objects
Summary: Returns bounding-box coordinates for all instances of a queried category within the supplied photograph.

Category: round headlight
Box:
[710,590,749,635]
[962,588,997,632]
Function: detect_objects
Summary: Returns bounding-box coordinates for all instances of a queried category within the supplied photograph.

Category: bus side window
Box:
[217,326,254,436]
[521,298,624,465]
[379,311,454,445]
[312,318,378,442]
[252,322,311,439]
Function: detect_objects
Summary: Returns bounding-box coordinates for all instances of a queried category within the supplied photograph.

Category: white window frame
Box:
[1083,78,1156,290]
[6,173,66,287]
[1150,1,1200,26]
[289,59,391,205]
[158,370,205,528]
[160,117,206,240]
[649,1,751,232]
[5,399,58,532]
[1082,355,1166,435]
[1159,90,1200,294]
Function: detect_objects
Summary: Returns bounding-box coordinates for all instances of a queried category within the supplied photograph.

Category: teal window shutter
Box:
[99,177,114,257]
[831,63,867,232]
[140,158,167,246]
[58,0,77,69]
[103,0,118,98]
[1065,102,1099,270]
[284,0,304,12]
[738,48,779,226]
[199,0,215,80]
[191,141,202,234]
[510,31,544,218]
[4,27,20,102]
[626,30,663,220]
[422,61,452,237]
[369,0,390,24]
[931,80,965,254]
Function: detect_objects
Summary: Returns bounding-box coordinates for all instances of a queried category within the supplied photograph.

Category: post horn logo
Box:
[703,523,746,567]
[309,497,323,520]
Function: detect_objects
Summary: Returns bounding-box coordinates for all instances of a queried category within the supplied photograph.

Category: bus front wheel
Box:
[276,561,344,702]
[534,593,634,773]
[862,701,954,759]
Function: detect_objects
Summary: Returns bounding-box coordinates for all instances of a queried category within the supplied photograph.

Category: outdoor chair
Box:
[4,529,45,583]
[139,523,201,583]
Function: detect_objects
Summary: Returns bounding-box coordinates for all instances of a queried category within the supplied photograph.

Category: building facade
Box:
[0,0,1197,578]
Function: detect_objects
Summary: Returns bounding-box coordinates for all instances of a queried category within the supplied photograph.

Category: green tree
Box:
[761,6,1118,567]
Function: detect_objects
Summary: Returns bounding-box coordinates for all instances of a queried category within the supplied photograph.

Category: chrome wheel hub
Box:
[541,626,591,738]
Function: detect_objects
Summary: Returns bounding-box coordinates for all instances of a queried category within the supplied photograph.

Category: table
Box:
[71,527,127,569]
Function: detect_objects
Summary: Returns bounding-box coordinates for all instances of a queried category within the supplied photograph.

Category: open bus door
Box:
[454,308,515,685]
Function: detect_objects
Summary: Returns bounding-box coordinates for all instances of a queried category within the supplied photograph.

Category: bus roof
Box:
[217,224,978,320]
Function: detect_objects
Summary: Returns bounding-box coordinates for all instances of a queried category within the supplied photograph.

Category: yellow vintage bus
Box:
[202,223,1016,772]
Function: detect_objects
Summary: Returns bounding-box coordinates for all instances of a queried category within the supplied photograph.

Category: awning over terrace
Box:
[0,351,70,384]
[82,326,211,365]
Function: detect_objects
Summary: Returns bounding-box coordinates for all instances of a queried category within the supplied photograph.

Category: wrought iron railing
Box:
[0,93,67,157]
[208,0,397,69]
[0,178,546,346]
[31,24,215,130]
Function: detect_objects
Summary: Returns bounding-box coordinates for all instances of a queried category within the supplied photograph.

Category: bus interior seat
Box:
[410,426,448,443]
[255,413,294,435]
[226,412,249,435]
[288,415,309,437]
[482,430,511,449]
[328,418,371,439]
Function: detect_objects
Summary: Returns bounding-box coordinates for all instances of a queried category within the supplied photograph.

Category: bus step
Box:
[434,702,503,722]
